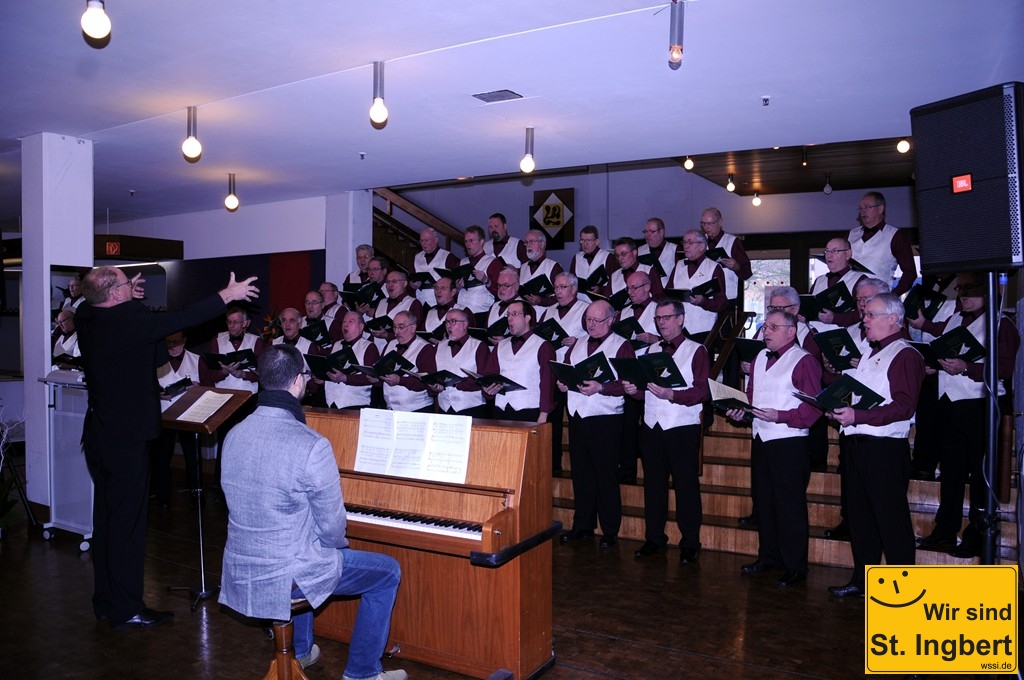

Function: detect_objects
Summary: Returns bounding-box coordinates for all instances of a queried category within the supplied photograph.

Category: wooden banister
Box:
[374,188,464,251]
[709,310,756,379]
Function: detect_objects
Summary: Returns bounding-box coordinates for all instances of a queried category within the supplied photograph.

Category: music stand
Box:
[162,385,254,611]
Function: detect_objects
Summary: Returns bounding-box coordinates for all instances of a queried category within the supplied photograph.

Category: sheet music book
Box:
[585,287,631,311]
[637,252,666,277]
[610,353,687,390]
[814,328,862,371]
[461,369,526,393]
[364,315,395,333]
[408,270,438,287]
[519,274,554,298]
[733,338,766,362]
[708,380,755,420]
[930,325,986,363]
[177,390,233,423]
[813,281,856,314]
[304,347,358,380]
[580,265,609,291]
[705,246,728,262]
[201,348,257,370]
[904,284,951,322]
[436,263,475,284]
[406,369,464,387]
[485,316,509,338]
[533,317,570,345]
[792,374,884,411]
[160,376,193,399]
[664,278,720,303]
[299,319,333,349]
[611,316,644,339]
[353,408,473,484]
[416,326,446,344]
[548,351,615,391]
[339,283,385,307]
[351,350,414,379]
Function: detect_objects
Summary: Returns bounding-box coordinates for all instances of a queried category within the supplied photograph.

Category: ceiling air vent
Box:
[472,89,523,103]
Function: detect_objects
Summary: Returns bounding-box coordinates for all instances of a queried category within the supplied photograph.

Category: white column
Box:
[325,190,372,284]
[21,133,94,503]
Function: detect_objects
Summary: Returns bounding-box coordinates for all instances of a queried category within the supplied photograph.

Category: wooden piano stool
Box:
[306,410,560,680]
[264,599,313,680]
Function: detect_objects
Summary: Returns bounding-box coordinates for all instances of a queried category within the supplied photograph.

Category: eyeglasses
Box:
[766,304,797,312]
[300,370,311,378]
[525,238,545,244]
[506,310,526,318]
[699,219,720,227]
[305,299,323,306]
[554,284,574,290]
[854,295,877,303]
[444,319,467,325]
[627,283,649,291]
[584,316,614,324]
[763,323,794,331]
[858,204,882,212]
[653,313,682,322]
[393,323,415,331]
[822,248,850,256]
[386,278,406,285]
[682,240,704,246]
[497,282,517,289]
[862,311,893,319]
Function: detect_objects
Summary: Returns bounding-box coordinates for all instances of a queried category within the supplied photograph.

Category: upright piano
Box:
[306,409,560,679]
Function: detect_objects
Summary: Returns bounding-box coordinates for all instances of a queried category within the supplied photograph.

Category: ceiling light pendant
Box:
[823,174,833,195]
[181,106,202,162]
[896,138,911,153]
[519,127,536,173]
[81,0,111,40]
[668,0,684,70]
[801,148,808,167]
[726,174,735,192]
[683,156,695,171]
[752,191,762,207]
[224,173,239,212]
[369,61,389,125]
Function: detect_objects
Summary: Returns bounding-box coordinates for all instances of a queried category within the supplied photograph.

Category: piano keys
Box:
[306,409,559,679]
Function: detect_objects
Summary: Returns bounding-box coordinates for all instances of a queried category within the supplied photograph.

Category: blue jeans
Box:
[292,548,401,679]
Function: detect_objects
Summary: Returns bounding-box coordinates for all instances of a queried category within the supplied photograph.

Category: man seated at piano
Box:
[219,344,406,680]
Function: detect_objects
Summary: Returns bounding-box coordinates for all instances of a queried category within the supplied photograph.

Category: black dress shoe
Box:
[737,514,757,527]
[909,469,935,481]
[740,559,773,574]
[560,529,595,543]
[112,609,174,629]
[949,540,981,559]
[824,521,850,540]
[777,570,806,587]
[634,541,664,558]
[598,535,618,549]
[827,582,864,598]
[679,544,701,564]
[916,533,957,551]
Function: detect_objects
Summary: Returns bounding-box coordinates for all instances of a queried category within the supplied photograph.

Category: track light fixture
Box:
[752,191,762,207]
[668,0,685,70]
[726,174,735,192]
[369,61,389,125]
[81,0,111,40]
[896,138,911,153]
[683,156,694,171]
[224,173,239,212]
[823,174,833,195]
[520,127,536,173]
[181,106,202,162]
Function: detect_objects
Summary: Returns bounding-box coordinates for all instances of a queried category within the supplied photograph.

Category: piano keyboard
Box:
[346,504,484,541]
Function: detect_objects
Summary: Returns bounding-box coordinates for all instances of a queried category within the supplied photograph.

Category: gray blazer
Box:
[218,406,348,621]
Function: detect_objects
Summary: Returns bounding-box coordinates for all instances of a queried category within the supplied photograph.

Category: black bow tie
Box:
[448,339,463,351]
[660,340,674,351]
[765,350,780,360]
[396,343,410,353]
[340,341,352,349]
[960,311,978,322]
[868,340,881,350]
[587,337,603,350]
[510,335,526,349]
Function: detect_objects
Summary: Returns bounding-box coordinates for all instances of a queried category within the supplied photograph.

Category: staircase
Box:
[552,416,1019,567]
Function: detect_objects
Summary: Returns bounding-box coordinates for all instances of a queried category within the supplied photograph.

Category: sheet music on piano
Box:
[354,408,473,484]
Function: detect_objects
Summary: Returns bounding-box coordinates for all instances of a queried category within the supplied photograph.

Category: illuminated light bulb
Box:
[520,154,535,174]
[369,97,389,125]
[181,136,202,160]
[81,0,111,40]
[224,193,239,211]
[897,138,911,153]
[752,192,762,207]
[683,156,694,171]
[668,45,683,70]
[726,174,735,192]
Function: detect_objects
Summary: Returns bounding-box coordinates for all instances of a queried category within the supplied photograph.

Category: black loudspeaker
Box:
[910,82,1023,274]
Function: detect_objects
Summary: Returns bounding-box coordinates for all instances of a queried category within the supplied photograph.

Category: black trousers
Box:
[910,373,941,475]
[617,395,643,479]
[550,391,566,472]
[933,395,986,539]
[83,436,152,624]
[568,414,622,537]
[751,435,810,573]
[442,404,491,419]
[494,405,540,423]
[150,429,200,504]
[640,423,702,549]
[845,435,915,586]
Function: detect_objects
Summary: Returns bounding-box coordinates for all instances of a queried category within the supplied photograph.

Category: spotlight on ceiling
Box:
[369,61,389,125]
[181,106,202,162]
[519,127,536,174]
[224,173,239,212]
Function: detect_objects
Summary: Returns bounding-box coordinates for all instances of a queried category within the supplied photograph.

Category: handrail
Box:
[710,310,756,378]
[374,187,464,251]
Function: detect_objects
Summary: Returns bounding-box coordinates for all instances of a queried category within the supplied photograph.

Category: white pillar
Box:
[21,133,94,503]
[325,190,372,284]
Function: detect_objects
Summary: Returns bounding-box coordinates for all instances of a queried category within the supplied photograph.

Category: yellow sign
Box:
[864,565,1017,674]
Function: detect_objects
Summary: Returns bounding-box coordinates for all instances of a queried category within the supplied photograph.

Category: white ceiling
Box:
[2,1,1022,229]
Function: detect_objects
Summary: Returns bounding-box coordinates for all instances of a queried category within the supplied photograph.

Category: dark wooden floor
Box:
[0,463,988,680]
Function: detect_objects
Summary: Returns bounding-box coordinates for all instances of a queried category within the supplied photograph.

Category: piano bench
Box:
[263,598,314,680]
